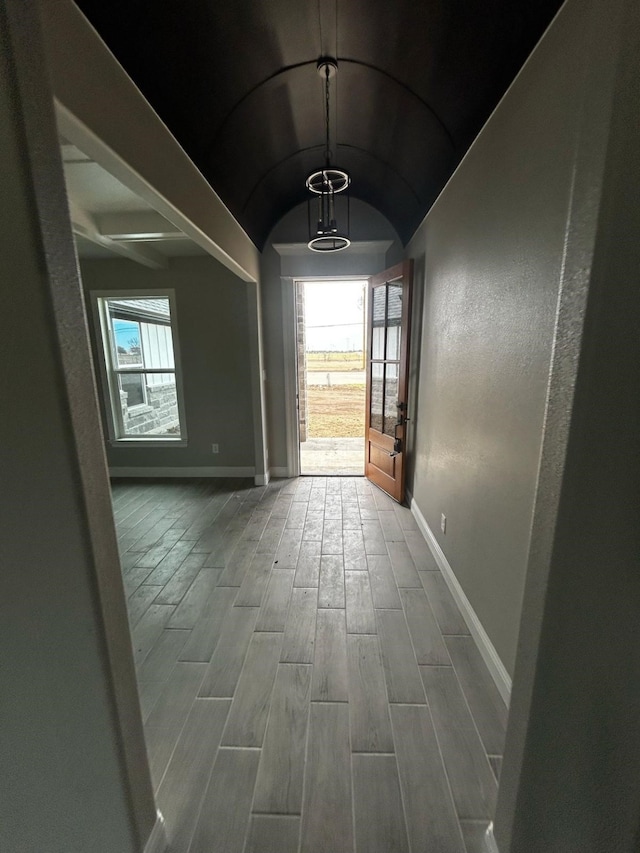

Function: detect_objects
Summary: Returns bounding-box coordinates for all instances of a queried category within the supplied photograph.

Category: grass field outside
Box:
[304,352,366,438]
[306,350,365,372]
[307,384,365,438]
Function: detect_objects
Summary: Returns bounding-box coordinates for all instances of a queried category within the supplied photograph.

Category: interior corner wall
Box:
[405,0,602,675]
[79,255,256,472]
[260,198,402,471]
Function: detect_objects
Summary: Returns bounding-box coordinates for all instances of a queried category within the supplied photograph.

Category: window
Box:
[95,293,186,442]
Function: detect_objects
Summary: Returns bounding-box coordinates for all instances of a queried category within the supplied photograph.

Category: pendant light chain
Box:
[306,59,351,252]
[325,64,331,166]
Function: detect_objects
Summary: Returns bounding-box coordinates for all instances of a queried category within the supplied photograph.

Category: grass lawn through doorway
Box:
[305,350,365,438]
[307,384,365,438]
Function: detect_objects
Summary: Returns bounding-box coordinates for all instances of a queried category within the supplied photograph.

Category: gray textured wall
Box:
[405,0,594,675]
[0,1,153,849]
[496,0,640,848]
[260,199,402,471]
[80,256,256,471]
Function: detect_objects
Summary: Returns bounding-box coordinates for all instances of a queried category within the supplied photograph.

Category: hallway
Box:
[113,477,507,853]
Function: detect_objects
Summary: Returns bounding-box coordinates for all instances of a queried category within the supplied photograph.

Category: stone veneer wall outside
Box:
[119,382,180,435]
[296,282,308,442]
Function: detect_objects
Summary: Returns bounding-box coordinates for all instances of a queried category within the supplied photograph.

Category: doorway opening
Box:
[297,279,367,475]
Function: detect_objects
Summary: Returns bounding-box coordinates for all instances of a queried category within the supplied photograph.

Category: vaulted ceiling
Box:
[74,0,563,249]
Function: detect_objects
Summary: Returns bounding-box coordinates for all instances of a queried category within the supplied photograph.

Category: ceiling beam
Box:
[96,211,187,242]
[69,201,168,269]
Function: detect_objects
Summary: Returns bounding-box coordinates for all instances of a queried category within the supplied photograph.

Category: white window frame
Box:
[92,289,188,446]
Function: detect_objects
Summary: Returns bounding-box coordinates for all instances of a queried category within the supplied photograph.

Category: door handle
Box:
[393,415,404,454]
[395,400,409,425]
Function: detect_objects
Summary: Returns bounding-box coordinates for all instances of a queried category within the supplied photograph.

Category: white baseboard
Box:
[269,466,290,478]
[144,812,167,853]
[483,822,500,853]
[254,471,270,486]
[109,466,255,478]
[408,492,512,707]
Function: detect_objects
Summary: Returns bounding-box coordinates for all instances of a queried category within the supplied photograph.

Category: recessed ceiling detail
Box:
[74,0,563,249]
[61,140,207,265]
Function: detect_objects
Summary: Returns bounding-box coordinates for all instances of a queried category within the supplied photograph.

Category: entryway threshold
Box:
[299,436,365,477]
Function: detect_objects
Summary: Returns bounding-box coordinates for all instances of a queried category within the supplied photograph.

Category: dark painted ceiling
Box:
[75,0,563,249]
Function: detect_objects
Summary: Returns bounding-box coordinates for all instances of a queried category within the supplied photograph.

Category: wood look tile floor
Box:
[112,477,506,853]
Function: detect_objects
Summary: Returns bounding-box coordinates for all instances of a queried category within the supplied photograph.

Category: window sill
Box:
[109,437,188,448]
[126,404,154,414]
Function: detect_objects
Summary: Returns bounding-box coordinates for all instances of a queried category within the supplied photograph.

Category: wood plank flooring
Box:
[112,476,507,853]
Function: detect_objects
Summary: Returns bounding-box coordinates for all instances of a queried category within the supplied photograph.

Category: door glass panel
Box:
[372,286,386,359]
[387,285,402,322]
[370,361,383,433]
[386,325,400,362]
[386,284,402,360]
[383,362,398,436]
[372,326,384,360]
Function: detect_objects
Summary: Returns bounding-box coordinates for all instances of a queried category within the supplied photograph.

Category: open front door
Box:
[365,260,413,502]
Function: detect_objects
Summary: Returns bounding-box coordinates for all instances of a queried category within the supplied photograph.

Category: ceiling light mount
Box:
[307,58,351,253]
[316,58,338,79]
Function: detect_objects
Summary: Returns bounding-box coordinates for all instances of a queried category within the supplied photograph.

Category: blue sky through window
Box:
[113,318,139,351]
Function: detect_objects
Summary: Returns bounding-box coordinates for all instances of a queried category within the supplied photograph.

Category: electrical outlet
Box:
[212,443,219,454]
[440,513,447,534]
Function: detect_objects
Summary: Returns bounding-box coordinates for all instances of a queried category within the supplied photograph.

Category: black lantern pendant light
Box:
[307,60,351,252]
